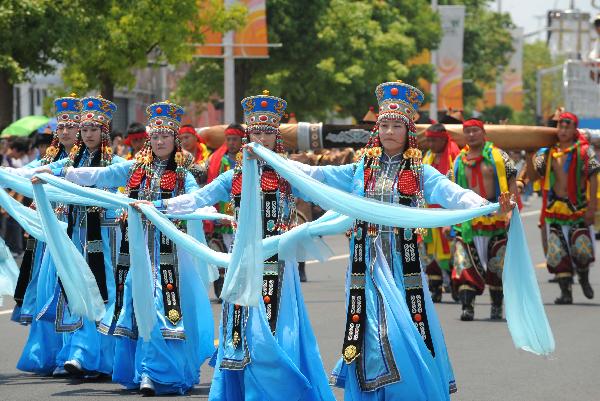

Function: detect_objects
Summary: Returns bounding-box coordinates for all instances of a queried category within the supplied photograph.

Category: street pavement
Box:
[1,196,599,400]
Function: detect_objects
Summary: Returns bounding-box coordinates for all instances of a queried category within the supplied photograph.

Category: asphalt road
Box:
[1,196,599,400]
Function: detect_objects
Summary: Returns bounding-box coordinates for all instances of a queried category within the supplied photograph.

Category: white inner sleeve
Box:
[165,194,198,215]
[64,167,102,186]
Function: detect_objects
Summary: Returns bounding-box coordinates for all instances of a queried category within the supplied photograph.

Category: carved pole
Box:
[199,123,559,152]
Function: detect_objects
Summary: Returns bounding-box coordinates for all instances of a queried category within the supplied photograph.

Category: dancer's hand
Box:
[243,144,261,161]
[129,200,153,212]
[441,226,451,238]
[30,166,52,184]
[499,192,516,214]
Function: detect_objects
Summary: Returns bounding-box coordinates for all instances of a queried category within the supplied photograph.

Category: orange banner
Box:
[234,0,268,58]
[195,0,268,59]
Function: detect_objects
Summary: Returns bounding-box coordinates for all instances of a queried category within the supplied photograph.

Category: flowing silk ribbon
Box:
[0,236,18,306]
[31,183,105,321]
[219,151,264,306]
[248,143,555,356]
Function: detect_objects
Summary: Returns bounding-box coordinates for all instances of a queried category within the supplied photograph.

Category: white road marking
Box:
[0,309,13,316]
[520,209,541,218]
[306,254,350,265]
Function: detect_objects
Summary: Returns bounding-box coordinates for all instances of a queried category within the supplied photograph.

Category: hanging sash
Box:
[397,194,435,356]
[341,221,367,364]
[86,208,109,303]
[261,166,283,334]
[112,221,130,326]
[156,189,182,326]
[13,238,37,307]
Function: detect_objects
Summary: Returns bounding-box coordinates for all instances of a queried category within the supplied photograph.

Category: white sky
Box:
[489,0,600,39]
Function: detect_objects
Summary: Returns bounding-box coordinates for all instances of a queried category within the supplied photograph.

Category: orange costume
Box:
[420,126,460,302]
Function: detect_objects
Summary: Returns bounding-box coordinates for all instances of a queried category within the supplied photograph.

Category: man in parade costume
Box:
[451,118,518,321]
[143,90,336,401]
[123,122,148,160]
[420,123,461,302]
[6,95,80,376]
[284,81,512,400]
[33,96,126,378]
[60,101,214,396]
[526,112,599,304]
[179,124,211,164]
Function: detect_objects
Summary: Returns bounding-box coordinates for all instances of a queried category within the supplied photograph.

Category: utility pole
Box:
[495,0,503,106]
[223,0,235,124]
[430,0,438,121]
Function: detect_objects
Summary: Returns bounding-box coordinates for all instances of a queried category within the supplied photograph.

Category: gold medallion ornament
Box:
[232,331,240,347]
[343,345,358,363]
[167,309,180,324]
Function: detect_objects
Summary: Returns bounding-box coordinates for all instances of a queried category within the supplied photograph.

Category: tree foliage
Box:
[61,0,247,99]
[515,41,561,125]
[177,0,441,121]
[0,0,79,127]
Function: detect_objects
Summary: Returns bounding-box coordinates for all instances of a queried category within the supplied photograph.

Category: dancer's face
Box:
[226,135,243,155]
[464,126,485,148]
[379,119,407,156]
[557,119,577,144]
[80,126,102,151]
[150,131,175,160]
[130,136,146,153]
[427,136,447,154]
[56,125,78,150]
[249,131,276,151]
[179,132,198,153]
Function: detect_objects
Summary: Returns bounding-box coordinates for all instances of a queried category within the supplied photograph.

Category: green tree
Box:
[177,0,441,122]
[440,0,515,110]
[0,1,79,129]
[481,104,513,123]
[514,41,561,125]
[62,0,246,100]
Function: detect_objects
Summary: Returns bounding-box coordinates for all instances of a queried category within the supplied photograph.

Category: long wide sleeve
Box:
[63,160,134,188]
[287,160,356,194]
[166,169,234,214]
[423,165,487,209]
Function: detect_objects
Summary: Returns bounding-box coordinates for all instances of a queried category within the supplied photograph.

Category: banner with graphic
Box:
[195,0,268,59]
[502,28,524,111]
[437,5,465,110]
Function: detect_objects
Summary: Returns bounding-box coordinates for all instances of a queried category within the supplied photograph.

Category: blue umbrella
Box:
[37,117,57,134]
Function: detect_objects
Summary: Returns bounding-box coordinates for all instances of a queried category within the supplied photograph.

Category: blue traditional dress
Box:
[34,96,124,376]
[284,81,487,401]
[63,100,214,395]
[163,92,335,401]
[5,95,81,375]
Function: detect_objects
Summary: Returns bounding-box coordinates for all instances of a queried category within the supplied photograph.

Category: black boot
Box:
[429,280,443,303]
[578,270,594,299]
[554,277,573,304]
[459,290,475,321]
[450,284,460,303]
[298,262,307,283]
[490,289,504,320]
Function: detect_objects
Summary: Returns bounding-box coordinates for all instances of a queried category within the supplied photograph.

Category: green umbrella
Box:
[1,115,50,137]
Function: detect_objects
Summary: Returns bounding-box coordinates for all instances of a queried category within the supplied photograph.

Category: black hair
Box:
[427,123,446,132]
[127,122,146,135]
[110,131,123,140]
[33,134,53,147]
[594,18,600,28]
[226,123,244,131]
[9,137,31,153]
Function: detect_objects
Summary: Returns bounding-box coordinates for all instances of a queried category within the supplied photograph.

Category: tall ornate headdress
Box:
[126,101,187,196]
[359,80,426,209]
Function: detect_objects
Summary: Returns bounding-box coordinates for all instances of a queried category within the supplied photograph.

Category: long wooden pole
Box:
[199,123,558,151]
